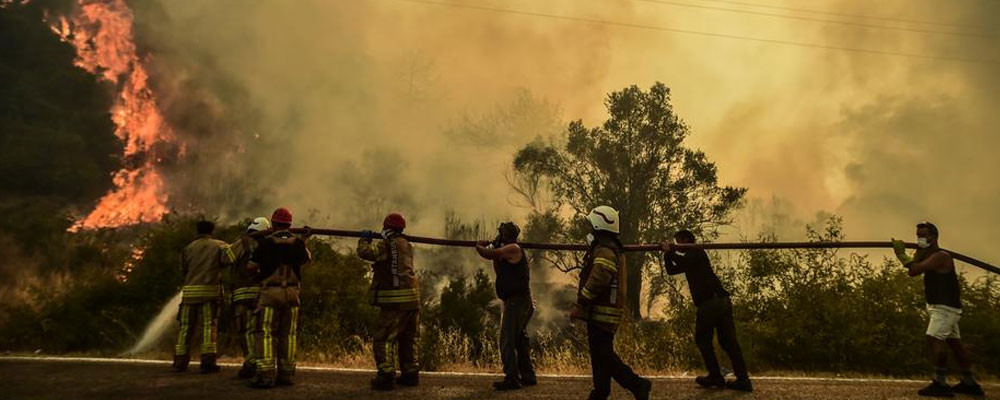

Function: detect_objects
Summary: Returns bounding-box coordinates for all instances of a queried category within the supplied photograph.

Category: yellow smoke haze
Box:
[136,0,1000,273]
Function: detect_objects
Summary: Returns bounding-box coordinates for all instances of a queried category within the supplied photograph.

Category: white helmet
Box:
[247,216,271,232]
[586,205,620,234]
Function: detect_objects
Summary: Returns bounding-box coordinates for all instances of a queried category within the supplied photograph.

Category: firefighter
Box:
[357,212,420,390]
[249,208,312,388]
[228,217,271,379]
[173,220,234,373]
[570,206,652,400]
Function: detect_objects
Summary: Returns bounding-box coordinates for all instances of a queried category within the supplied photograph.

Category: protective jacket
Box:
[357,234,419,310]
[181,235,234,304]
[253,230,310,307]
[229,234,263,304]
[576,235,627,332]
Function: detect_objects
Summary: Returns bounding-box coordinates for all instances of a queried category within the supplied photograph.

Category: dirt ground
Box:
[1,357,997,400]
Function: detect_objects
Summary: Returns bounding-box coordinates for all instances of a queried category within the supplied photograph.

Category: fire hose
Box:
[287,228,1000,275]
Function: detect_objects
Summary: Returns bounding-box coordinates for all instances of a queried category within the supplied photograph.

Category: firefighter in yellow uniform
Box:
[173,220,235,373]
[570,206,651,400]
[249,208,311,388]
[357,212,420,390]
[228,217,271,379]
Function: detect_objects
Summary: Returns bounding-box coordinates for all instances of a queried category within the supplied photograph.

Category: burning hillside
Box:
[53,0,173,230]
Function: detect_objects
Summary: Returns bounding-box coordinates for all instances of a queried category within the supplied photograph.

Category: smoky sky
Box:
[130,0,1000,274]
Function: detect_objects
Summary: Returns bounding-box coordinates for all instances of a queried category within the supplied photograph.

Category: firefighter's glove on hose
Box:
[361,230,377,240]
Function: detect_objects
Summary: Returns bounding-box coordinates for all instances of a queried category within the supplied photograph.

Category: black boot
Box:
[171,355,189,372]
[396,371,419,387]
[492,377,521,391]
[371,372,395,391]
[200,353,221,374]
[952,382,984,396]
[237,360,256,379]
[918,381,955,397]
[726,378,754,393]
[630,377,652,400]
[250,375,275,389]
[696,375,726,388]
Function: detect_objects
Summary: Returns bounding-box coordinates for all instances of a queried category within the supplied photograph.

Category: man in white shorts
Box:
[894,222,983,397]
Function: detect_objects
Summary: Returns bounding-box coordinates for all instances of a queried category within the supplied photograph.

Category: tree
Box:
[512,82,745,318]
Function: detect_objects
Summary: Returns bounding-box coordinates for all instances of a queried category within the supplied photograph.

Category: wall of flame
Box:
[53,0,172,230]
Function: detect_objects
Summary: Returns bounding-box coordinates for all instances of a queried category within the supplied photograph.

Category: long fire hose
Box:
[288,228,1000,275]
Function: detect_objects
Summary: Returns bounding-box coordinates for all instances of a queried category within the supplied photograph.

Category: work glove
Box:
[301,225,313,240]
[892,239,913,265]
[360,229,376,240]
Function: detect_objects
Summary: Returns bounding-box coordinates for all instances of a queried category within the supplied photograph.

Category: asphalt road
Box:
[1,357,996,400]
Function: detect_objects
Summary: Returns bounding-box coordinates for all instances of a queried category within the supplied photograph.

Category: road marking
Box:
[2,356,995,387]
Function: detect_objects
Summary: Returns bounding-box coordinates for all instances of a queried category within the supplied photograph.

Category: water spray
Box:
[124,291,182,355]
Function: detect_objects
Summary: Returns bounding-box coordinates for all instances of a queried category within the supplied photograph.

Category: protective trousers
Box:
[587,323,643,399]
[500,295,536,383]
[254,304,299,382]
[373,308,419,376]
[233,301,257,368]
[174,302,218,368]
[695,296,748,380]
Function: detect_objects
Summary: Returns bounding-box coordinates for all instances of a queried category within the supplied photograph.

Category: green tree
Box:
[512,82,745,318]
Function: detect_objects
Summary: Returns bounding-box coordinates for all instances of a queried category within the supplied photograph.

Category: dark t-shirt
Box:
[493,247,530,300]
[919,250,962,308]
[664,248,729,307]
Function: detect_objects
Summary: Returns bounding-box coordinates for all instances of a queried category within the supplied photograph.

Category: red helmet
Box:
[383,213,406,230]
[271,207,293,225]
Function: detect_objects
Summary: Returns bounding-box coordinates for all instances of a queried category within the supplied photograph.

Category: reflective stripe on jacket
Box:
[180,235,231,304]
[357,235,419,310]
[577,240,627,330]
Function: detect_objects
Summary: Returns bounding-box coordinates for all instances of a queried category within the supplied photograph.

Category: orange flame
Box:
[55,0,174,230]
[118,245,146,283]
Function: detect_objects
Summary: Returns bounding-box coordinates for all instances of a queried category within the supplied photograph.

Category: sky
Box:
[130,0,1000,275]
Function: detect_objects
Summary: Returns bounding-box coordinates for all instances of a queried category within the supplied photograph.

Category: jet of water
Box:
[124,291,181,355]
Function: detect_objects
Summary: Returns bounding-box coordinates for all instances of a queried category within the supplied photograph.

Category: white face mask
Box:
[381,229,394,239]
[586,233,595,244]
[917,237,931,248]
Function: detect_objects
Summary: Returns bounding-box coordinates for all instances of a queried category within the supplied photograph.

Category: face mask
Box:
[381,229,394,239]
[586,233,595,244]
[917,237,930,248]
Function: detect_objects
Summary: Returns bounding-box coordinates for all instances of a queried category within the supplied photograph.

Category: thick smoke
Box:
[130,0,629,231]
[699,1,1000,273]
[130,0,999,278]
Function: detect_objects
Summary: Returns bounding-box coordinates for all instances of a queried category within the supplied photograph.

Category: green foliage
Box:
[419,269,499,369]
[512,82,746,318]
[297,239,375,359]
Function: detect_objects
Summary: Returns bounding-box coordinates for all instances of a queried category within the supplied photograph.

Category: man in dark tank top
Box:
[893,222,984,397]
[476,222,536,391]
